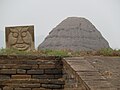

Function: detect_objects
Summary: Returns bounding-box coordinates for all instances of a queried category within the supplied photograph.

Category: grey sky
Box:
[0,0,120,49]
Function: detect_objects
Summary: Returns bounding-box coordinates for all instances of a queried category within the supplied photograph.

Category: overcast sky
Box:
[0,0,120,49]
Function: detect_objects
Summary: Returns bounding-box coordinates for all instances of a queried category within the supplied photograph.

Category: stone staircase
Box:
[0,55,64,90]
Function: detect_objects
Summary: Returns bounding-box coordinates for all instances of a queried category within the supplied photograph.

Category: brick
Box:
[39,79,65,85]
[0,69,16,74]
[3,87,13,90]
[11,75,31,79]
[44,69,62,75]
[32,75,55,79]
[17,65,32,70]
[41,84,63,89]
[27,70,44,75]
[5,83,40,88]
[39,64,55,69]
[32,65,38,69]
[17,65,38,69]
[0,75,10,79]
[17,69,26,74]
[15,88,31,90]
[37,60,57,65]
[2,79,40,84]
[26,60,38,65]
[0,64,16,69]
[20,83,41,88]
[54,75,62,79]
[32,88,51,90]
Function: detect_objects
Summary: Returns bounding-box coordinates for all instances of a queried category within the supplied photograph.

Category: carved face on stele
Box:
[8,27,33,51]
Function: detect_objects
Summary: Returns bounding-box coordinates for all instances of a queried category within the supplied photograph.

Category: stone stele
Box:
[5,25,35,51]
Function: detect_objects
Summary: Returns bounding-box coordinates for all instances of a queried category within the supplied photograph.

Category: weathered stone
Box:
[32,88,51,90]
[44,69,62,75]
[27,70,44,75]
[5,25,35,51]
[0,69,16,74]
[38,17,110,51]
[3,87,14,90]
[39,79,65,85]
[17,65,32,70]
[17,69,26,74]
[32,75,55,79]
[14,88,31,90]
[41,84,63,89]
[39,64,55,69]
[11,75,31,79]
[0,75,10,79]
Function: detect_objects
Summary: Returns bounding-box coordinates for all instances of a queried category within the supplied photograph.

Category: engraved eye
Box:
[21,31,27,37]
[12,32,18,38]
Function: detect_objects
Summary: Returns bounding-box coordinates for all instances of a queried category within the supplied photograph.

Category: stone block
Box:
[54,75,62,79]
[17,65,32,70]
[32,88,51,90]
[41,84,63,89]
[0,69,16,74]
[32,75,55,79]
[39,79,65,85]
[6,83,40,88]
[11,75,31,79]
[27,70,44,75]
[3,87,13,90]
[17,69,26,74]
[0,75,11,79]
[14,88,31,90]
[39,64,55,69]
[0,64,16,69]
[5,25,35,51]
[44,69,62,75]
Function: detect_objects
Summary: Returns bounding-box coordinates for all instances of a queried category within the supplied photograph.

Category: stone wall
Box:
[0,55,64,90]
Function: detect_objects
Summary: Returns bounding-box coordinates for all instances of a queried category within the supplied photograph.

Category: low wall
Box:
[0,55,64,90]
[1,55,117,90]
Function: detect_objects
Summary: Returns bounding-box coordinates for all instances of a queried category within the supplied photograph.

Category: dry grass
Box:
[0,48,120,57]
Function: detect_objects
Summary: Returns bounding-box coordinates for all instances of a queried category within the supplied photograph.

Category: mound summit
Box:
[38,17,110,51]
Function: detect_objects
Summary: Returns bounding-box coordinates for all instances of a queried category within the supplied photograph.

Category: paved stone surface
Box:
[5,25,35,51]
[38,17,110,51]
[64,56,120,90]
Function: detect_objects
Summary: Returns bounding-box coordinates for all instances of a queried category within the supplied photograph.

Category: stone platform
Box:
[63,56,120,90]
[0,55,120,90]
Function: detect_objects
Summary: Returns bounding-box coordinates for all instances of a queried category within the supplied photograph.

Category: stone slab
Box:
[5,25,35,51]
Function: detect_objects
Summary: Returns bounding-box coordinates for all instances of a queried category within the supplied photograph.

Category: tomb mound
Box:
[38,17,110,51]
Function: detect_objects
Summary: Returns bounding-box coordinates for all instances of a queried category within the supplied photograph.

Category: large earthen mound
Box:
[38,17,110,51]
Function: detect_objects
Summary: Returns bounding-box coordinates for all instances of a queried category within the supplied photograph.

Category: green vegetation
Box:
[39,49,69,56]
[0,48,70,56]
[97,48,120,56]
[0,48,30,55]
[0,48,120,57]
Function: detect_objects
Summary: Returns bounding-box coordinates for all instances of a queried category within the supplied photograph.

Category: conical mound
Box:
[38,17,110,51]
